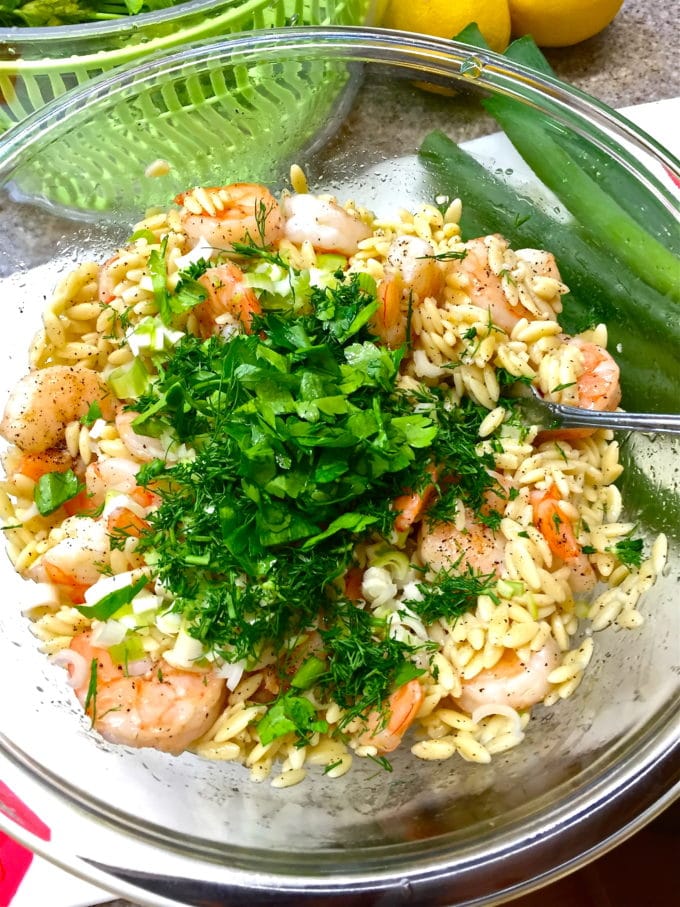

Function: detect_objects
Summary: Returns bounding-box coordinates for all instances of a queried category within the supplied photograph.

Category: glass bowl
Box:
[0,26,678,907]
[0,0,380,134]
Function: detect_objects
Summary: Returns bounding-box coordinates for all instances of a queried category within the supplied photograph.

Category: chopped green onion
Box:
[108,357,150,400]
[76,575,149,621]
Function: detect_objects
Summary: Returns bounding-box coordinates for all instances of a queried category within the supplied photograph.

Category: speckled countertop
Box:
[542,0,679,107]
[10,1,680,906]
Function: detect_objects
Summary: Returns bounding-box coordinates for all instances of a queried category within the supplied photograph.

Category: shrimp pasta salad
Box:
[0,176,667,787]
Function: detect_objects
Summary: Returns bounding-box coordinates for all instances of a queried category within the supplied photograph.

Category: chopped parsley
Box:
[34,469,82,516]
[81,401,102,427]
[257,693,329,747]
[610,537,644,568]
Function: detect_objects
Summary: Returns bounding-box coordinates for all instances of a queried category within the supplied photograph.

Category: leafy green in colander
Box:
[0,0,180,27]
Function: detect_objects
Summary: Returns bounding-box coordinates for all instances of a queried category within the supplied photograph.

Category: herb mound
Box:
[127,267,501,741]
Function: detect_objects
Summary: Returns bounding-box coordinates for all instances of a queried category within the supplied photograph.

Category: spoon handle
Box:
[550,403,680,435]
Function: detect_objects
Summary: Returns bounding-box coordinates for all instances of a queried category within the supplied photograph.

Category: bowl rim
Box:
[0,23,678,906]
[0,25,678,207]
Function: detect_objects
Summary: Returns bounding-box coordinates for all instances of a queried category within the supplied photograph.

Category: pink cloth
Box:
[0,781,50,907]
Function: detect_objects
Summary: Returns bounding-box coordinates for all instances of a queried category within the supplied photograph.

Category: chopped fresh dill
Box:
[367,754,394,772]
[230,241,291,268]
[554,442,568,462]
[419,249,468,261]
[403,564,498,625]
[84,658,98,727]
[551,381,578,393]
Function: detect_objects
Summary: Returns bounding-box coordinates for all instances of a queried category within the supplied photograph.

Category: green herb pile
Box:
[117,252,508,743]
[0,0,182,27]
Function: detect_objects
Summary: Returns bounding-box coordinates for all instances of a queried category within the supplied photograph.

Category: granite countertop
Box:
[11,1,680,906]
[542,0,680,107]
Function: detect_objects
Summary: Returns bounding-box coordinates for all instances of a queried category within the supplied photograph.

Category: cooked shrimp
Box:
[536,338,621,443]
[85,456,142,507]
[392,463,440,535]
[451,236,538,333]
[193,261,261,338]
[282,193,371,256]
[115,411,172,462]
[389,236,446,302]
[419,513,506,577]
[67,632,227,755]
[360,679,424,753]
[568,338,621,413]
[343,565,365,601]
[455,638,561,713]
[393,484,437,535]
[531,485,596,593]
[373,236,445,348]
[85,457,159,531]
[176,183,284,252]
[12,448,75,482]
[0,366,115,454]
[514,248,562,282]
[27,516,111,602]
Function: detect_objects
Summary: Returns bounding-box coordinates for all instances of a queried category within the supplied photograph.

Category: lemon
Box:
[383,0,511,54]
[508,0,623,47]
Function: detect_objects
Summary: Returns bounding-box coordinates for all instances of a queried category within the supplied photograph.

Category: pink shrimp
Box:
[456,638,561,714]
[569,338,621,412]
[531,484,596,593]
[417,472,511,576]
[418,513,506,577]
[0,366,115,454]
[26,460,157,602]
[392,463,440,535]
[193,262,262,338]
[27,516,112,603]
[360,679,424,753]
[372,236,445,348]
[85,455,142,506]
[537,338,621,443]
[452,237,563,333]
[176,183,284,252]
[282,193,371,256]
[67,632,227,755]
[452,236,535,333]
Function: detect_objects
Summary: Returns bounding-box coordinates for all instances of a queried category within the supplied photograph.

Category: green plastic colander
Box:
[1,29,365,217]
[0,0,376,133]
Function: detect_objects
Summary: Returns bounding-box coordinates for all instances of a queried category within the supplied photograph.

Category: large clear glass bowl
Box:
[0,0,380,133]
[0,26,678,907]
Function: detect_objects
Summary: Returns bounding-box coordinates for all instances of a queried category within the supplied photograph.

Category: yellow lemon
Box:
[383,0,511,54]
[508,0,624,47]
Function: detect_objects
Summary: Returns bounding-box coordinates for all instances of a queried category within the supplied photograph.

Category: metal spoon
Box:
[512,386,680,436]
